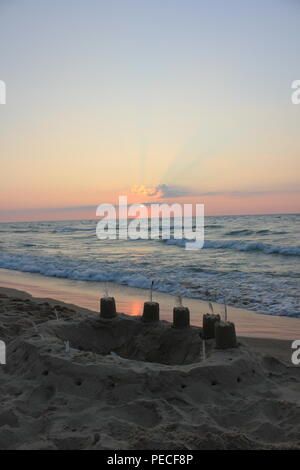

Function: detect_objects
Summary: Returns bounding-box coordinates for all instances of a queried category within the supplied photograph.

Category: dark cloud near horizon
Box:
[131,183,300,199]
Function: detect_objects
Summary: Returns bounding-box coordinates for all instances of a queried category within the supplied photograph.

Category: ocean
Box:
[0,213,299,318]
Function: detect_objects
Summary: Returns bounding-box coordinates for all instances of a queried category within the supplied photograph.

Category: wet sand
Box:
[0,268,299,340]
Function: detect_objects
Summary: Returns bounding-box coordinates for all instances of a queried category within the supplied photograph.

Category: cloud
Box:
[130,183,300,200]
[131,185,164,198]
[130,184,190,198]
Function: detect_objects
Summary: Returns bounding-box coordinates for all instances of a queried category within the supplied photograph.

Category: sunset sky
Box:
[0,0,299,222]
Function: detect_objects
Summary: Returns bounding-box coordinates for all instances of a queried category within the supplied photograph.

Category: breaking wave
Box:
[164,239,300,256]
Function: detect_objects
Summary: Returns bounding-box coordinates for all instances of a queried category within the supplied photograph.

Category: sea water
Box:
[0,213,299,318]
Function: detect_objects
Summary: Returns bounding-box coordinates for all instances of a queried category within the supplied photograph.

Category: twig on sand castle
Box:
[28,319,44,340]
[202,301,214,361]
[28,319,38,333]
[64,340,70,355]
[214,296,237,349]
[149,280,154,303]
[54,308,59,321]
[224,299,228,322]
[202,337,206,360]
[142,283,159,322]
[104,283,109,298]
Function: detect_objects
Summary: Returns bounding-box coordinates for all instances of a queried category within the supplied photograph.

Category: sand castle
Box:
[202,313,221,339]
[142,301,160,322]
[100,296,117,319]
[1,287,299,450]
[100,295,237,352]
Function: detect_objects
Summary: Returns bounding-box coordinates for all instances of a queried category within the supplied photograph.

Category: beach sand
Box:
[0,285,299,450]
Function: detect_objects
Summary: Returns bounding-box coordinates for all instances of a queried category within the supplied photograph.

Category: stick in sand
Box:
[104,283,109,297]
[224,299,228,322]
[27,319,38,333]
[142,283,159,322]
[54,309,59,321]
[64,340,70,354]
[150,280,154,302]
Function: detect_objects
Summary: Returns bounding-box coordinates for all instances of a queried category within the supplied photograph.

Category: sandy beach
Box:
[0,285,299,450]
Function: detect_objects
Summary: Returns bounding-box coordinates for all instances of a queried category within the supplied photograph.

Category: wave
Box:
[204,224,223,229]
[164,239,300,256]
[0,229,41,233]
[225,229,255,236]
[0,253,153,289]
[225,229,288,236]
[52,227,95,233]
[0,252,299,318]
[0,226,96,234]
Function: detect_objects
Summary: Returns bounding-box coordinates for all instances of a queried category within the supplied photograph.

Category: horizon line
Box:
[0,211,299,225]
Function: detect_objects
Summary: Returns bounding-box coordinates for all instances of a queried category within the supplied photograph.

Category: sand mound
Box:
[44,315,204,365]
[0,289,299,450]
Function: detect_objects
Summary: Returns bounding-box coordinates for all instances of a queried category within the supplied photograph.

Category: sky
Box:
[0,0,299,221]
